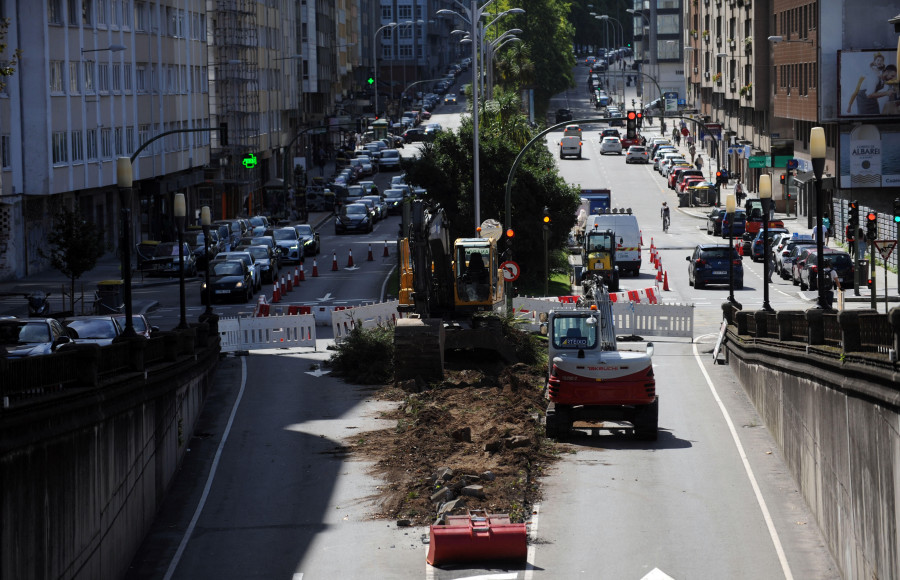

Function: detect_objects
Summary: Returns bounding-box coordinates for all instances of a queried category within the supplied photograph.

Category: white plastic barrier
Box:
[512,296,694,340]
[331,300,400,341]
[219,313,317,352]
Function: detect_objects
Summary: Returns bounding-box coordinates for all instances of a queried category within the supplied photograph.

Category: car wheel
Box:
[694,279,704,289]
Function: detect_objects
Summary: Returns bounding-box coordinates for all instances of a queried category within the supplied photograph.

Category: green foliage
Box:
[0,18,22,90]
[516,0,576,117]
[327,323,395,384]
[40,206,105,307]
[401,110,581,290]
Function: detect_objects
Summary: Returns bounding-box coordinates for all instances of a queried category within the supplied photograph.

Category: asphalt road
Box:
[124,70,840,579]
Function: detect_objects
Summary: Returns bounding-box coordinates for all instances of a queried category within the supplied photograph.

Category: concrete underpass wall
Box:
[0,345,217,580]
[726,340,899,580]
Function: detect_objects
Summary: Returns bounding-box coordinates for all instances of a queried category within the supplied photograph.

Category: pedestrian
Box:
[766,238,777,282]
[689,144,696,163]
[674,132,681,147]
[823,213,832,245]
[695,155,703,172]
[735,181,745,204]
[822,258,841,308]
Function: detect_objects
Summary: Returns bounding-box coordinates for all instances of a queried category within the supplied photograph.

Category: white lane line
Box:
[524,504,540,580]
[691,340,794,580]
[163,357,248,580]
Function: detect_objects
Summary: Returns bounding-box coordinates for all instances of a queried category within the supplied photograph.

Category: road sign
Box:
[500,261,521,282]
[786,158,799,170]
[749,156,771,169]
[873,239,897,261]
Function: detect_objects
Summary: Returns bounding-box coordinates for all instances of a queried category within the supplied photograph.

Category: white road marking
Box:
[640,568,676,580]
[691,339,794,580]
[317,292,333,301]
[292,574,304,580]
[163,357,248,580]
[523,504,540,580]
[304,369,331,377]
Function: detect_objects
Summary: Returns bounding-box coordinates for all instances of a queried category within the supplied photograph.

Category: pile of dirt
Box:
[350,363,558,526]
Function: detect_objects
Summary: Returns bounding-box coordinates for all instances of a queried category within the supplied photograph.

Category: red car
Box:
[679,175,706,193]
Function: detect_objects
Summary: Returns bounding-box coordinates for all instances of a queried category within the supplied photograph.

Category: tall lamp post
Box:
[200,206,214,317]
[810,126,828,309]
[759,174,774,311]
[174,193,189,330]
[115,157,137,337]
[726,192,741,307]
[373,22,398,119]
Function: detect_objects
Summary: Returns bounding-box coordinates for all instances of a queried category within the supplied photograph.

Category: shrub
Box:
[327,322,395,384]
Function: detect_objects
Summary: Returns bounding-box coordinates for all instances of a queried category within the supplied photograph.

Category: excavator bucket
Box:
[426,510,528,567]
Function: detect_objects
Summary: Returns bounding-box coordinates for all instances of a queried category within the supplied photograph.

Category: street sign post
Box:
[501,261,521,282]
[872,240,896,313]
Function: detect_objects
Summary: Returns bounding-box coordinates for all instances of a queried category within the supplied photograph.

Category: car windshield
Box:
[213,262,244,276]
[344,204,367,216]
[700,248,736,260]
[385,192,404,200]
[246,247,268,260]
[0,321,51,344]
[273,230,296,241]
[826,254,853,268]
[67,319,118,339]
[251,237,273,247]
[294,225,313,235]
[115,315,148,333]
[153,242,181,257]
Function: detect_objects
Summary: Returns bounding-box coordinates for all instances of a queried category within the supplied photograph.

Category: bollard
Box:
[332,252,339,271]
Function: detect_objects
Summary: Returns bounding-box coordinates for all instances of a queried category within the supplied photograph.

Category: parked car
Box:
[202,260,255,304]
[184,229,217,268]
[721,210,747,238]
[625,146,649,163]
[113,314,159,339]
[293,223,321,255]
[778,237,817,279]
[792,247,819,287]
[555,108,573,123]
[798,249,855,291]
[143,242,198,277]
[599,136,623,155]
[0,317,75,357]
[64,316,122,346]
[335,203,373,234]
[250,236,282,271]
[349,157,374,177]
[686,244,743,289]
[211,251,262,292]
[242,245,278,283]
[749,228,790,262]
[402,127,427,142]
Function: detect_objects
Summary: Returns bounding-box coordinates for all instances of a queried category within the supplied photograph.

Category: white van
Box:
[584,213,642,276]
[559,136,582,159]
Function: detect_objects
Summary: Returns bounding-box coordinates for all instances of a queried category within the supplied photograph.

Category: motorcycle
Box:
[25,291,51,317]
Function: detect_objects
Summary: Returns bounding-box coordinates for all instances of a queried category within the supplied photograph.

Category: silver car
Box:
[599,136,623,155]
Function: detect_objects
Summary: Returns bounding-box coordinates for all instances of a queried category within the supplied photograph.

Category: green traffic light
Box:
[367,77,374,85]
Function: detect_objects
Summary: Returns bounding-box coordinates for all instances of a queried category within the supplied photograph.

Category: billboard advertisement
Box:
[838,125,900,188]
[838,49,900,118]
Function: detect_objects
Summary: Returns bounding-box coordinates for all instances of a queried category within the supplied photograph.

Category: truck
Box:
[544,279,658,440]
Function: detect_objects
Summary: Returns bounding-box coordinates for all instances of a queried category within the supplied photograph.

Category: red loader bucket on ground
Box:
[426,511,527,567]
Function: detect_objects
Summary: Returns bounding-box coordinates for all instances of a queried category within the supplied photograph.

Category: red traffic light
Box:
[779,174,786,184]
[505,228,514,238]
[636,112,642,118]
[866,211,877,222]
[627,111,636,120]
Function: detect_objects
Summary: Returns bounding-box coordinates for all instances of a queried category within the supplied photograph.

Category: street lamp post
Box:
[759,174,773,312]
[115,157,137,338]
[810,126,828,309]
[374,22,398,119]
[726,193,741,307]
[200,206,214,317]
[174,193,188,330]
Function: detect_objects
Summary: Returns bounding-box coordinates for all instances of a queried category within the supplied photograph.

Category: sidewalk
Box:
[0,211,336,318]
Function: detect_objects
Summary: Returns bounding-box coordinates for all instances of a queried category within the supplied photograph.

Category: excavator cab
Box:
[453,238,504,312]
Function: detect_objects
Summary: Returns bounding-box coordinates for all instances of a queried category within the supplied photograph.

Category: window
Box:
[657,14,679,34]
[98,63,109,92]
[101,128,112,158]
[68,61,80,94]
[83,60,95,93]
[86,129,97,160]
[134,1,146,30]
[114,127,123,155]
[200,14,206,40]
[97,0,106,25]
[138,124,150,156]
[52,131,68,164]
[136,64,146,92]
[112,63,121,92]
[380,6,392,20]
[150,63,157,92]
[82,0,92,26]
[71,130,83,162]
[124,63,132,92]
[126,126,134,154]
[398,5,411,19]
[398,44,412,58]
[49,0,63,24]
[67,0,79,25]
[180,65,186,93]
[111,0,121,27]
[1,135,11,169]
[200,66,208,92]
[50,61,64,93]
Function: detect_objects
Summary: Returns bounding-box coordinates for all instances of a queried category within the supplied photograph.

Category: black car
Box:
[293,223,321,255]
[202,260,254,304]
[335,203,373,234]
[184,229,217,268]
[402,127,427,142]
[555,108,573,123]
[686,244,743,289]
[0,318,75,357]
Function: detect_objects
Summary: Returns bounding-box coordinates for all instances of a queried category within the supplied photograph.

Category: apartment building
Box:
[631,0,684,103]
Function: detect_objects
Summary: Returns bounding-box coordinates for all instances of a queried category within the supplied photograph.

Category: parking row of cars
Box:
[0,313,158,358]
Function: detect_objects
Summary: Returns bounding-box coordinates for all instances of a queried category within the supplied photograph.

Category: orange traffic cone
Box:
[273,282,280,303]
[650,237,655,251]
[656,268,663,282]
[294,267,299,286]
[663,271,671,291]
[299,263,306,281]
[367,244,374,261]
[284,274,292,292]
[383,241,390,257]
[312,259,319,277]
[332,252,339,271]
[347,249,354,267]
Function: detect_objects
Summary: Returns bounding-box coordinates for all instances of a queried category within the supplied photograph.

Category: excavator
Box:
[394,200,511,381]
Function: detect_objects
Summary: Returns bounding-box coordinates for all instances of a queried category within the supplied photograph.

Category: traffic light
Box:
[867,276,875,289]
[865,211,878,240]
[636,111,643,128]
[715,169,729,185]
[779,174,786,185]
[506,228,514,239]
[626,111,637,139]
[849,200,859,232]
[893,197,900,224]
[542,206,551,224]
[367,77,374,85]
[846,225,855,242]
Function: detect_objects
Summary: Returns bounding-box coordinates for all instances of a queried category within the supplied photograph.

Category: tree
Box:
[516,0,576,118]
[401,110,580,289]
[40,207,105,311]
[0,18,21,91]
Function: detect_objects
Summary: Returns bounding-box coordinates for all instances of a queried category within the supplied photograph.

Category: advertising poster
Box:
[838,49,900,118]
[839,126,900,188]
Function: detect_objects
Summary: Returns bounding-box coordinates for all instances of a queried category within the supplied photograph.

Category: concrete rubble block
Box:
[461,485,486,499]
[451,426,472,442]
[483,440,502,453]
[505,435,531,449]
[481,470,496,481]
[437,497,467,516]
[430,486,455,505]
[430,467,454,486]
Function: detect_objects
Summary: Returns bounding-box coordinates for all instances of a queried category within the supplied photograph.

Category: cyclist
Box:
[661,201,671,232]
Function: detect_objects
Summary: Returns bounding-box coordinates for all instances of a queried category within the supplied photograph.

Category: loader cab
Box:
[453,238,504,311]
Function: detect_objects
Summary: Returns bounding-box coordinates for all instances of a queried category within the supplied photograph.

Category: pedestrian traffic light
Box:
[893,197,900,223]
[367,77,374,85]
[542,206,551,224]
[865,211,877,240]
[849,200,859,231]
[626,111,637,139]
[867,276,874,289]
[636,111,643,128]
